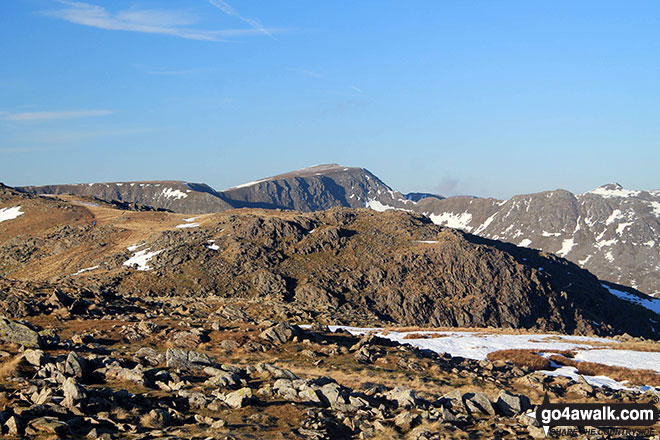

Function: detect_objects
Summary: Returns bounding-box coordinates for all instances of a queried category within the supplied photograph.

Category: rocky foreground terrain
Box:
[0,285,658,440]
[2,183,660,438]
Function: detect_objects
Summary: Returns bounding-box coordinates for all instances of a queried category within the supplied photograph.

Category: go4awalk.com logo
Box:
[526,394,659,437]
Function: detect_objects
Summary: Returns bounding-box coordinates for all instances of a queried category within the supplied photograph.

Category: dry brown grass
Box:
[549,355,660,387]
[374,425,401,439]
[402,333,449,340]
[487,349,551,370]
[0,356,25,381]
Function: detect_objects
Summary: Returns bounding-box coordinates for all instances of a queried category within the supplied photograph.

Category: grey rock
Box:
[464,392,496,416]
[259,322,301,344]
[496,390,531,416]
[165,348,213,370]
[255,362,299,380]
[385,386,419,409]
[205,371,241,388]
[394,411,420,431]
[274,379,298,401]
[62,377,87,407]
[64,351,87,377]
[0,317,42,348]
[224,387,253,408]
[24,349,47,367]
[27,417,70,435]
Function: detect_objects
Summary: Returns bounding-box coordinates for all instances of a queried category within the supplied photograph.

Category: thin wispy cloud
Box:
[208,0,272,38]
[2,109,113,122]
[146,69,206,76]
[20,127,158,143]
[351,86,363,94]
[44,1,282,41]
[289,68,323,79]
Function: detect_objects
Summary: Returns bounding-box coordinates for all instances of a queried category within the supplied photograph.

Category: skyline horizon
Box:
[6,161,657,201]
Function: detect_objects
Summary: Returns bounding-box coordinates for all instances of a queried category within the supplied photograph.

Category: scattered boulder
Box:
[27,417,69,436]
[224,387,253,408]
[259,322,302,344]
[395,411,420,431]
[0,316,42,348]
[24,348,47,367]
[165,348,213,370]
[385,386,419,409]
[496,390,531,416]
[464,392,496,416]
[64,351,87,377]
[62,377,87,407]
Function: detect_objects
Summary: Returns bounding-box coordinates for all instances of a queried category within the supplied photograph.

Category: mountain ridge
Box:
[14,165,660,295]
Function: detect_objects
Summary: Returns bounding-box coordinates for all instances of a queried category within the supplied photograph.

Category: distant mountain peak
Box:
[584,183,641,198]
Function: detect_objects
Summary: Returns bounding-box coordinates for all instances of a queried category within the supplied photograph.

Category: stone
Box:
[62,377,87,407]
[145,409,170,428]
[255,362,299,380]
[298,386,323,404]
[224,387,253,408]
[24,349,47,367]
[65,351,87,377]
[318,382,344,408]
[28,417,69,435]
[464,392,496,416]
[496,390,531,416]
[205,371,241,388]
[395,411,420,431]
[165,348,212,370]
[407,427,432,440]
[259,322,301,344]
[5,415,20,436]
[273,379,298,401]
[385,386,419,409]
[0,317,42,348]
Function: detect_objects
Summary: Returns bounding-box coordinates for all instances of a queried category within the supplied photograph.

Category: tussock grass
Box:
[487,349,551,370]
[549,355,660,387]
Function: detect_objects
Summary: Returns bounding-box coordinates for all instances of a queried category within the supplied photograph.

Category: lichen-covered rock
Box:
[0,317,42,348]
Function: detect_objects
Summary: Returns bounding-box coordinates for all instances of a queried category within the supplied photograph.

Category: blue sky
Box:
[1,0,659,198]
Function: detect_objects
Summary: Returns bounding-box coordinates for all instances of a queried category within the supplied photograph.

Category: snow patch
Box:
[541,365,633,391]
[519,239,532,247]
[556,238,575,257]
[578,255,592,265]
[474,213,497,234]
[596,238,617,249]
[176,223,199,229]
[123,249,164,271]
[602,283,660,315]
[162,188,188,200]
[72,266,99,276]
[586,186,641,198]
[616,222,633,235]
[428,212,473,231]
[0,206,23,223]
[541,231,561,237]
[649,201,660,217]
[229,177,271,190]
[605,209,624,225]
[330,327,611,361]
[365,199,396,212]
